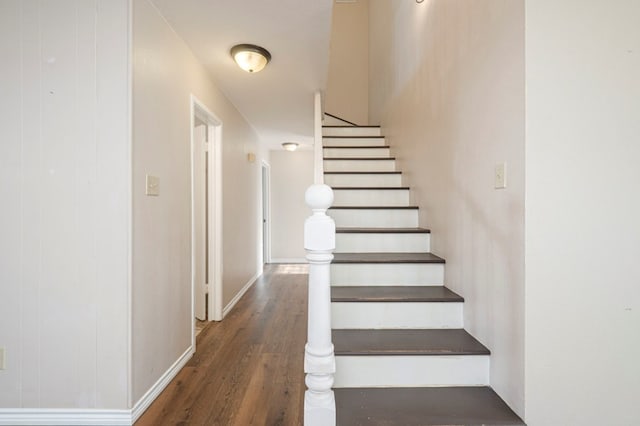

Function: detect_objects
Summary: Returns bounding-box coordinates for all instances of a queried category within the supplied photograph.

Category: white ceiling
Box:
[150,0,334,150]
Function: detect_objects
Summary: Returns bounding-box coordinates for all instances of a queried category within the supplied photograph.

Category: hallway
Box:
[135,265,308,426]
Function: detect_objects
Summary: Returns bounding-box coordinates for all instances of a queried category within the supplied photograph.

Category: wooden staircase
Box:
[323,125,525,425]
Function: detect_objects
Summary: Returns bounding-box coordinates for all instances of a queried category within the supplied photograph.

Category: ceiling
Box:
[150,0,334,150]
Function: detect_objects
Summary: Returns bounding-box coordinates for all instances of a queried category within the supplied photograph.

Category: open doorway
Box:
[191,96,223,343]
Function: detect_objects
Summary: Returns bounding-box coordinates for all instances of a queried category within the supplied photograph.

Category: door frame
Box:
[190,95,223,339]
[261,160,271,265]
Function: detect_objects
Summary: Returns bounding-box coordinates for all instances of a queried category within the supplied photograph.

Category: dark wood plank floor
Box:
[135,264,308,426]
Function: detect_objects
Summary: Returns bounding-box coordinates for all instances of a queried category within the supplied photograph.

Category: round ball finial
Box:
[305,184,334,211]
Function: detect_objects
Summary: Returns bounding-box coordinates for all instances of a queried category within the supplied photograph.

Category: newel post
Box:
[304,184,336,426]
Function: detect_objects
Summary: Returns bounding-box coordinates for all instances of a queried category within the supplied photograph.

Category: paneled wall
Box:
[369,0,525,416]
[0,0,131,409]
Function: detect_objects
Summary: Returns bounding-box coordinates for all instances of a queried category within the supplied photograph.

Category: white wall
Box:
[0,0,131,409]
[132,0,262,403]
[369,0,525,416]
[269,150,314,262]
[325,0,369,125]
[524,1,640,424]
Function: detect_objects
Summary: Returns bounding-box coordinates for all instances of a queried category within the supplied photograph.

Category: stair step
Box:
[323,136,386,147]
[335,228,431,253]
[333,252,445,264]
[331,253,444,286]
[324,158,396,172]
[323,126,381,137]
[333,329,488,356]
[332,287,463,329]
[324,146,391,158]
[331,286,462,302]
[332,187,410,207]
[329,206,419,228]
[336,227,429,233]
[335,387,525,426]
[333,330,490,387]
[325,171,402,187]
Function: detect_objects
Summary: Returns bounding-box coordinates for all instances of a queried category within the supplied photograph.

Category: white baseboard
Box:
[269,258,308,264]
[130,345,194,422]
[222,271,260,318]
[0,409,131,425]
[0,346,195,426]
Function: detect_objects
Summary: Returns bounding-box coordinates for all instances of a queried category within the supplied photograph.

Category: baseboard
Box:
[222,271,260,318]
[0,345,195,426]
[270,258,308,264]
[130,345,194,422]
[0,409,131,425]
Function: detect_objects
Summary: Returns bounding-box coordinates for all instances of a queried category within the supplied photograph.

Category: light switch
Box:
[146,175,160,196]
[0,347,5,370]
[495,163,507,189]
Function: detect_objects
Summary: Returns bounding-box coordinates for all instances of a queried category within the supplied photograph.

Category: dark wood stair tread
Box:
[335,387,525,425]
[333,252,444,264]
[329,205,418,210]
[331,187,409,190]
[333,329,489,356]
[324,171,401,175]
[323,125,380,128]
[324,157,395,160]
[332,286,463,303]
[336,227,430,234]
[323,145,390,149]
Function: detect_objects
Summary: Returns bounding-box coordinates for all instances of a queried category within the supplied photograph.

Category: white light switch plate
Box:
[146,175,159,196]
[495,163,507,189]
[0,347,5,370]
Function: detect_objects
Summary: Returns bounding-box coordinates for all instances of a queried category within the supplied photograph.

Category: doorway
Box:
[191,96,223,343]
[261,161,271,265]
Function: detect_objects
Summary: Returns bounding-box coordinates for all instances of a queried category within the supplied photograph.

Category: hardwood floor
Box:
[136,264,308,426]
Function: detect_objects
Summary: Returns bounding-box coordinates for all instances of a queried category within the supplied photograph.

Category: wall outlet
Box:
[495,163,507,189]
[146,175,160,196]
[0,347,5,370]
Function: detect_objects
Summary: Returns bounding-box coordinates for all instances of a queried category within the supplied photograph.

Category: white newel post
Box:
[304,184,336,426]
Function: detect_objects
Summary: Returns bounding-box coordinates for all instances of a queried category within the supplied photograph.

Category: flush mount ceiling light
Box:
[282,142,299,151]
[230,44,271,73]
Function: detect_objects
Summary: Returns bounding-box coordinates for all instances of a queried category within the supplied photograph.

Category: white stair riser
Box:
[324,159,396,172]
[334,356,490,387]
[325,173,402,188]
[331,263,444,286]
[324,147,390,158]
[336,232,430,253]
[323,137,386,147]
[323,127,381,137]
[333,189,410,207]
[329,209,418,228]
[332,302,463,329]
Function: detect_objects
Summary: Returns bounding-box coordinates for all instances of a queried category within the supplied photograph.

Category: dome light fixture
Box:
[282,142,299,152]
[230,44,272,73]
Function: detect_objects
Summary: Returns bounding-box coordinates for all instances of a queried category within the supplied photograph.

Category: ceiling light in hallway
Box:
[230,44,271,73]
[282,142,299,151]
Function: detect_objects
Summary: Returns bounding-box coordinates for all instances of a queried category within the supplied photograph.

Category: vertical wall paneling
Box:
[0,0,130,410]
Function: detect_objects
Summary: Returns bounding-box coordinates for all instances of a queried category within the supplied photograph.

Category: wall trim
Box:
[222,272,261,318]
[0,345,194,425]
[130,345,194,423]
[270,258,308,264]
[0,409,132,426]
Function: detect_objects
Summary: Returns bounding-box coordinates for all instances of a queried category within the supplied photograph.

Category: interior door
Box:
[194,123,207,320]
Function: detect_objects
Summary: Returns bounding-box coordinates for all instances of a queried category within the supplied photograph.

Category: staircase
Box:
[322,124,525,426]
